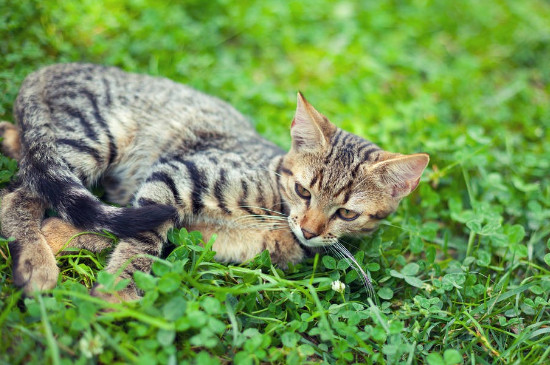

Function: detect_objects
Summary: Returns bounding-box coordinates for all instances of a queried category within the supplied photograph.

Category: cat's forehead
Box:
[318,131,380,189]
[326,130,381,165]
[294,130,382,201]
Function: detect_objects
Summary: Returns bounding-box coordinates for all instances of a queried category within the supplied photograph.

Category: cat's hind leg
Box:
[1,187,58,294]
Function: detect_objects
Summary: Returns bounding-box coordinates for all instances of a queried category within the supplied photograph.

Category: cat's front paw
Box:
[264,229,304,268]
[10,238,59,295]
[0,121,21,160]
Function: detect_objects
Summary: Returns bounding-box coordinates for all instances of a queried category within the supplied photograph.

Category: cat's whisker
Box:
[236,225,288,231]
[233,220,288,229]
[233,214,287,223]
[236,206,287,217]
[327,244,353,270]
[333,241,375,298]
[235,220,288,229]
[264,227,289,232]
[240,221,288,228]
[258,166,282,178]
[337,237,361,251]
[237,218,288,225]
[233,214,288,222]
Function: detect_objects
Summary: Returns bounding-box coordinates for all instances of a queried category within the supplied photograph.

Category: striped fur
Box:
[0,64,428,299]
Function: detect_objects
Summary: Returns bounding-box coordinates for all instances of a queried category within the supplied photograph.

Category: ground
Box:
[1,0,550,364]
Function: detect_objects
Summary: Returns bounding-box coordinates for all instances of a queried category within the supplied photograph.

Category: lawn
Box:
[1,0,550,363]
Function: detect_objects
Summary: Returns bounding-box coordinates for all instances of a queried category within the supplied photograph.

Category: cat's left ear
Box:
[290,92,336,153]
[371,153,430,199]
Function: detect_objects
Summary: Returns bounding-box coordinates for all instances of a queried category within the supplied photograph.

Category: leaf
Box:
[281,332,300,347]
[510,243,528,259]
[96,271,116,289]
[409,235,424,254]
[167,229,178,245]
[162,296,186,321]
[114,278,130,291]
[480,219,501,235]
[405,276,424,288]
[0,170,14,183]
[202,297,221,315]
[259,249,272,267]
[322,256,336,270]
[544,253,550,267]
[152,261,171,276]
[476,250,491,267]
[158,273,181,293]
[178,228,190,243]
[382,344,398,355]
[426,246,436,263]
[466,219,482,234]
[337,259,350,270]
[512,176,539,192]
[377,287,393,300]
[371,326,387,343]
[157,329,176,346]
[134,271,158,292]
[344,269,358,283]
[426,353,445,365]
[366,262,380,271]
[443,349,463,364]
[208,318,226,334]
[388,321,403,335]
[505,224,525,244]
[298,344,314,356]
[390,270,404,279]
[530,285,543,295]
[401,263,420,276]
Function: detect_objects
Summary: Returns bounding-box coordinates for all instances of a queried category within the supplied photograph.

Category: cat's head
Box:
[279,93,429,248]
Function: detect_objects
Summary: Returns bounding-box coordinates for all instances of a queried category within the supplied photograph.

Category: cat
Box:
[0,63,429,302]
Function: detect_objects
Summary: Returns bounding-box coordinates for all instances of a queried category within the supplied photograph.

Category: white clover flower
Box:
[331,280,346,293]
[79,334,104,358]
[423,283,434,292]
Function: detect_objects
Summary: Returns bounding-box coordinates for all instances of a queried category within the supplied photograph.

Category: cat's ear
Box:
[371,153,429,199]
[290,92,336,152]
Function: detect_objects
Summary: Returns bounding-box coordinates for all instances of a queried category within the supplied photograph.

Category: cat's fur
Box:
[0,63,429,301]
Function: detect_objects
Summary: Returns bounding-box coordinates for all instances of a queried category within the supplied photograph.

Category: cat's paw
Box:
[264,229,305,268]
[90,283,141,304]
[0,121,21,160]
[10,238,59,295]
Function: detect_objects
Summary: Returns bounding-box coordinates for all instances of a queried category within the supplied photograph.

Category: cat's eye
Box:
[295,183,311,199]
[337,208,360,221]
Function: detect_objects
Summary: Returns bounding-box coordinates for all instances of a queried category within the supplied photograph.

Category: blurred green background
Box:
[1,0,550,363]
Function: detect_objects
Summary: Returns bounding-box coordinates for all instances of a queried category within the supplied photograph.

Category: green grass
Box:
[1,0,550,363]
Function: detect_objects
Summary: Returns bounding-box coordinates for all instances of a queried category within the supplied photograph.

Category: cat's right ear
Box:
[290,92,336,153]
[370,153,430,199]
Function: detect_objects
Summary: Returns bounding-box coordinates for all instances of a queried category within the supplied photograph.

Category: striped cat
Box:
[0,63,429,301]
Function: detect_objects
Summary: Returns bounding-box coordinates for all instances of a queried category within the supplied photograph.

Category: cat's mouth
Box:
[289,225,328,248]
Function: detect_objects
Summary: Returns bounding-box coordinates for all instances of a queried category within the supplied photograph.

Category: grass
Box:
[1,0,550,363]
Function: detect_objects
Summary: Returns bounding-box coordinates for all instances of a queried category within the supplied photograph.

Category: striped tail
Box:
[13,68,176,238]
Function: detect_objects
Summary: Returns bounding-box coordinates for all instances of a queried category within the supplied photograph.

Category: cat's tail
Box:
[12,66,177,238]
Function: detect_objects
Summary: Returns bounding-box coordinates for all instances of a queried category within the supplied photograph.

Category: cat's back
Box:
[17,63,255,139]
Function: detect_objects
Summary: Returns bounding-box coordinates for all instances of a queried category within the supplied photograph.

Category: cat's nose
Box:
[301,228,319,240]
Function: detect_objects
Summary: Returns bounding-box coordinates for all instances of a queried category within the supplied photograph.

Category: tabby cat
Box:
[0,63,429,301]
